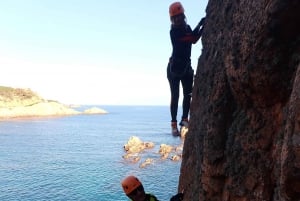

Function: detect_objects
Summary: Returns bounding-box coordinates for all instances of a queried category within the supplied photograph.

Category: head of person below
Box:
[121,175,184,201]
[121,175,159,201]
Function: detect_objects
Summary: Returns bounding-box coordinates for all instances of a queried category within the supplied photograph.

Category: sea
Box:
[0,106,184,201]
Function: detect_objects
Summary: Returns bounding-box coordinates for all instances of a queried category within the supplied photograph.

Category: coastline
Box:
[0,101,107,119]
[0,87,107,119]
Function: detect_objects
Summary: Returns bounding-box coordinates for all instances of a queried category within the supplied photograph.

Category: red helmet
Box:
[169,2,185,17]
[121,175,142,195]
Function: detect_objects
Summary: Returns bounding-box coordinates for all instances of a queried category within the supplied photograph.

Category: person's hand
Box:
[198,17,206,26]
[170,192,184,201]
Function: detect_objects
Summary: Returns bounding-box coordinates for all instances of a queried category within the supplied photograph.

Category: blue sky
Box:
[0,1,207,105]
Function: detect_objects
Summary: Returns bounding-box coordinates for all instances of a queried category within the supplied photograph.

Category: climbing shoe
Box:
[171,122,179,136]
[179,119,189,128]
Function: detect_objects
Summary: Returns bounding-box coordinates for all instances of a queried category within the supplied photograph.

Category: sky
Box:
[0,0,208,105]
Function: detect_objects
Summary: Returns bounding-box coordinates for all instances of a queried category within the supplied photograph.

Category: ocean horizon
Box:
[0,105,183,201]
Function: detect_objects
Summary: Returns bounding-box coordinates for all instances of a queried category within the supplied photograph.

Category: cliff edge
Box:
[179,0,300,200]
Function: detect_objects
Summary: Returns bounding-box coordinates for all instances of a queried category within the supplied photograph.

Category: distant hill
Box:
[0,86,45,108]
[0,86,107,119]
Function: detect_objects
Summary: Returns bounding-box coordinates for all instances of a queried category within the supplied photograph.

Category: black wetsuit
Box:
[142,193,159,201]
[167,22,203,123]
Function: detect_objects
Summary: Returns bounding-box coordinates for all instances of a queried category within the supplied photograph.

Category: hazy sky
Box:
[0,1,207,105]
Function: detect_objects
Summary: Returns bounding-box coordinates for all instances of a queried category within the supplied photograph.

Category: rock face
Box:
[179,0,300,200]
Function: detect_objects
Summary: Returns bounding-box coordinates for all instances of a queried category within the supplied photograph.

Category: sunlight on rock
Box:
[123,136,155,154]
[159,144,173,155]
[171,154,181,161]
[122,136,184,168]
[180,126,188,139]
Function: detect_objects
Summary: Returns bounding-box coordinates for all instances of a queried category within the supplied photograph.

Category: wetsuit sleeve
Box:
[179,24,203,44]
[193,17,206,36]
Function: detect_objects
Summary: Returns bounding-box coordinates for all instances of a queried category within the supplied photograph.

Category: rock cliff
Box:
[179,0,300,200]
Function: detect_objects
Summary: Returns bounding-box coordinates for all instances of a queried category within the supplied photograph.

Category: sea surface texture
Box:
[0,106,183,201]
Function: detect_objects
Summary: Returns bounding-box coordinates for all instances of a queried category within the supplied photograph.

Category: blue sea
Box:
[0,106,184,201]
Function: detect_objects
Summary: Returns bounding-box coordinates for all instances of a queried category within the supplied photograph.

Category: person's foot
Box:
[179,118,189,127]
[171,122,179,136]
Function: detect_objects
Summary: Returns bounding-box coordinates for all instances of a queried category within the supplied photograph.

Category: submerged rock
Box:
[139,158,154,168]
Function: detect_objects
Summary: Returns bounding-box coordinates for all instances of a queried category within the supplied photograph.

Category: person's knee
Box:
[183,90,192,97]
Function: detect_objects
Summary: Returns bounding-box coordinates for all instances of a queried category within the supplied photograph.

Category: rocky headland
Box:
[0,86,107,119]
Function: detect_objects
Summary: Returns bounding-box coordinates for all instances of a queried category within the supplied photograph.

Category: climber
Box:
[121,175,159,201]
[121,175,184,201]
[167,1,206,135]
